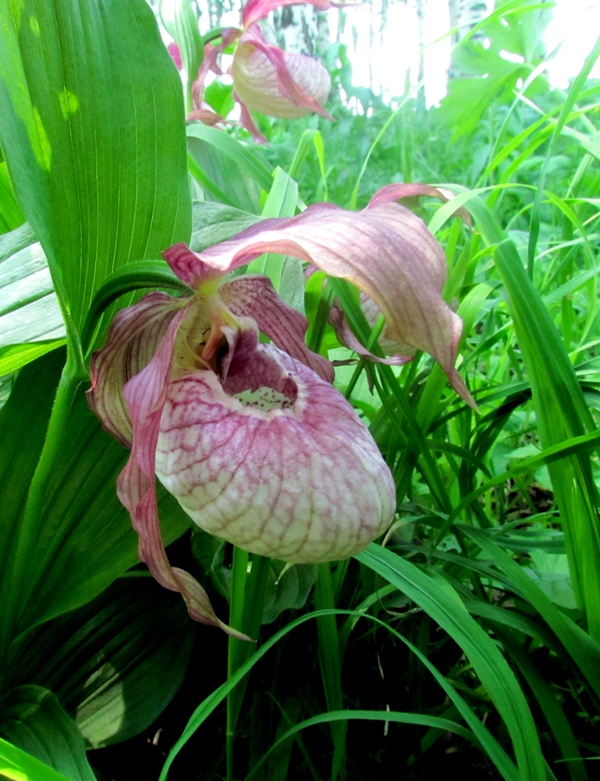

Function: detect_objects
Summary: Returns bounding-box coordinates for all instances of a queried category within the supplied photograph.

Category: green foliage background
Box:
[1,0,600,779]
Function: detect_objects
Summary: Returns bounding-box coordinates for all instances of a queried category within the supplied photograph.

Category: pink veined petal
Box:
[163,242,224,288]
[87,293,184,447]
[329,304,413,367]
[359,291,415,356]
[242,0,335,28]
[155,344,396,563]
[231,27,332,120]
[163,199,475,406]
[116,303,248,639]
[237,98,269,143]
[220,275,334,383]
[190,29,242,110]
[369,183,473,228]
[191,40,228,110]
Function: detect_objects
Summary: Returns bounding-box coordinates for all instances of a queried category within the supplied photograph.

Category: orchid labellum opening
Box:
[88,188,474,635]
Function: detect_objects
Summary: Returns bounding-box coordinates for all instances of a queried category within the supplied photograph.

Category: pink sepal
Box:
[186,108,226,126]
[190,29,240,116]
[329,305,412,367]
[168,42,183,70]
[116,303,249,639]
[163,242,223,289]
[237,99,268,143]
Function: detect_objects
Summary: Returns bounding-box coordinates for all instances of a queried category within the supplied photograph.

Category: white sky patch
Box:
[544,0,600,87]
[331,0,600,107]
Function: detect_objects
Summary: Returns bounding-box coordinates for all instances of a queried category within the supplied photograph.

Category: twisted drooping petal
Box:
[329,301,413,367]
[231,26,332,120]
[112,300,250,638]
[155,344,395,562]
[164,198,475,405]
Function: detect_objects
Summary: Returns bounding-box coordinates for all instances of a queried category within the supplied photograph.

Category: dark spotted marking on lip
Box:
[234,386,295,411]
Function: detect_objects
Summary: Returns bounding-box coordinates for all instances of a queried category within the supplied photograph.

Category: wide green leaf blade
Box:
[0,163,24,233]
[7,578,196,749]
[0,737,70,781]
[0,686,95,781]
[0,0,191,337]
[0,341,65,376]
[0,351,190,657]
[0,225,64,351]
[187,124,273,212]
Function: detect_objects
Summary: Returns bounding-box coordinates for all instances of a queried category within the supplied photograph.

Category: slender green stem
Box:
[227,545,249,781]
[314,563,347,781]
[226,550,272,780]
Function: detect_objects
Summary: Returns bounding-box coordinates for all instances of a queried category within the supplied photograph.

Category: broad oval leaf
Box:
[0,686,95,781]
[0,0,191,334]
[8,578,196,749]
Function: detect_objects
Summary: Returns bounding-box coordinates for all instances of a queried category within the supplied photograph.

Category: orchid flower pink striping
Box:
[88,187,473,635]
[176,0,333,141]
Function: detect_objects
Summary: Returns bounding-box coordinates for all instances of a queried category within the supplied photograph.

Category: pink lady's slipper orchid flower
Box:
[185,0,333,141]
[88,190,473,635]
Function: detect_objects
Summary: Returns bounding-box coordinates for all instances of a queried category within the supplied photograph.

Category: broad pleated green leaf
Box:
[0,686,95,780]
[0,162,25,232]
[0,351,190,655]
[7,578,196,749]
[187,124,272,212]
[0,224,64,353]
[0,0,191,340]
[190,202,262,252]
[0,341,66,376]
[0,737,70,781]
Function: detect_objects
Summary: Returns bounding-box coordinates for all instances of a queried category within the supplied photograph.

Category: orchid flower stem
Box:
[226,549,272,780]
[314,562,347,781]
[227,545,249,779]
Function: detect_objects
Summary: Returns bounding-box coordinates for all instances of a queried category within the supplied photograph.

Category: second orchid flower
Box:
[172,0,334,141]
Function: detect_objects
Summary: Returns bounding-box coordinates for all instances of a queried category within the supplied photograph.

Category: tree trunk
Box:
[449,0,492,47]
[272,4,330,58]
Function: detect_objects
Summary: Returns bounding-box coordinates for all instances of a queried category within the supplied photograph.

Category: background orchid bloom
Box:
[88,190,473,634]
[231,24,332,122]
[183,0,333,141]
